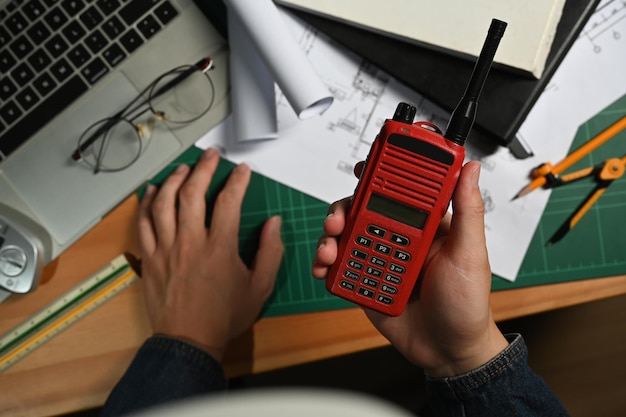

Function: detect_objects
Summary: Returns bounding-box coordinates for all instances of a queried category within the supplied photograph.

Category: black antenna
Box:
[444,19,507,146]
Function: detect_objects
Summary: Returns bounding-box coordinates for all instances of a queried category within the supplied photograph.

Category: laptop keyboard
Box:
[0,0,180,161]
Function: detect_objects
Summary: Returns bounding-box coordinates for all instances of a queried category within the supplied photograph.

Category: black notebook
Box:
[286,0,600,154]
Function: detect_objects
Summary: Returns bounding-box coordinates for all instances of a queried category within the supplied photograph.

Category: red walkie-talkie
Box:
[326,19,507,316]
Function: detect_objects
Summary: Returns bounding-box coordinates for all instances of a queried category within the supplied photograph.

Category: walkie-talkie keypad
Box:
[339,223,411,306]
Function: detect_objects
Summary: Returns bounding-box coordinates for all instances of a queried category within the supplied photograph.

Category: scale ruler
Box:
[0,254,139,373]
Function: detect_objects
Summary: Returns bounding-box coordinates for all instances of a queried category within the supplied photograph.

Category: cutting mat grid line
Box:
[547,187,626,213]
[593,209,608,267]
[493,93,626,290]
[287,192,310,300]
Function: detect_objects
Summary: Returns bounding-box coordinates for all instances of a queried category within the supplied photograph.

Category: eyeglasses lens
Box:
[148,67,215,124]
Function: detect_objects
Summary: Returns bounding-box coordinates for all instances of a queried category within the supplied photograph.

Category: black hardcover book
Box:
[287,0,600,153]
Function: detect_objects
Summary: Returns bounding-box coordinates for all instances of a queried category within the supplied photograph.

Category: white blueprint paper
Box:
[197,1,626,281]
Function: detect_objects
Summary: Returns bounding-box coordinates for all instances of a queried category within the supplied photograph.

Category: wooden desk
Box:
[1,195,626,417]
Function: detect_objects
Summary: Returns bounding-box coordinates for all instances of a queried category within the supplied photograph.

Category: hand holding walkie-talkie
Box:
[320,19,506,316]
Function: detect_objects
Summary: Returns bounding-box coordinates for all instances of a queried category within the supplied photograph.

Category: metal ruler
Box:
[0,255,138,373]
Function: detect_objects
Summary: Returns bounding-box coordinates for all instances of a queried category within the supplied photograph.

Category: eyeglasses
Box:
[72,57,217,174]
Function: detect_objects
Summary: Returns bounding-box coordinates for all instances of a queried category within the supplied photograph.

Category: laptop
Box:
[0,0,230,300]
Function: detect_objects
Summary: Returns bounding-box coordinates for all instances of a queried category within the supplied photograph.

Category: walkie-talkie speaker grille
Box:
[372,144,449,209]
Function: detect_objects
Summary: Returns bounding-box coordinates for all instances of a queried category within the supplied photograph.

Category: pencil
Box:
[513,114,626,199]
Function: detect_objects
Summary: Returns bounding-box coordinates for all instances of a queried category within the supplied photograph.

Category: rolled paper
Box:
[228,12,278,142]
[225,0,333,122]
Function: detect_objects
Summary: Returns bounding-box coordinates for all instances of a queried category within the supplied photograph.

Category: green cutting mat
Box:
[492,93,626,290]
[149,93,625,314]
[145,149,352,317]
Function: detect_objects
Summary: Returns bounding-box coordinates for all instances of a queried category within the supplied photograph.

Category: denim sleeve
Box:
[101,336,227,417]
[424,334,570,417]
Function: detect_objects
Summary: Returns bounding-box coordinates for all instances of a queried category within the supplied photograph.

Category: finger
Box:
[312,234,339,279]
[210,163,251,244]
[150,163,191,248]
[324,197,351,236]
[177,148,220,237]
[311,264,329,280]
[251,215,284,299]
[448,161,487,252]
[313,197,350,279]
[137,184,158,256]
[354,161,365,178]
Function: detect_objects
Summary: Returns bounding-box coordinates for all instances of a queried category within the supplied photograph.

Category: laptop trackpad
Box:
[2,73,182,246]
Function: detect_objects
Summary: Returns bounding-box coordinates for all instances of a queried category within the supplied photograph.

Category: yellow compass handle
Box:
[570,187,607,228]
[555,116,626,176]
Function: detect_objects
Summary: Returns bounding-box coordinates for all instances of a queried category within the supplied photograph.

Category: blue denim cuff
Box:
[424,334,570,417]
[427,333,525,392]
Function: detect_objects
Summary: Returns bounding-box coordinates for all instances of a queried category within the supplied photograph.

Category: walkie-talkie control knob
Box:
[392,102,417,124]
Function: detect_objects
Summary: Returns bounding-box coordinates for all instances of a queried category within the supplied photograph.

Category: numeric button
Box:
[343,270,360,280]
[358,287,375,299]
[370,256,386,267]
[362,277,379,288]
[347,259,363,270]
[381,284,398,295]
[385,273,402,285]
[365,266,382,277]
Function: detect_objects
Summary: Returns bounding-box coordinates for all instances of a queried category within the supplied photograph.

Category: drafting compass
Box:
[514,115,626,244]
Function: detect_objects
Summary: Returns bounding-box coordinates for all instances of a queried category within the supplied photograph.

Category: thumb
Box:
[448,161,487,252]
[251,215,284,297]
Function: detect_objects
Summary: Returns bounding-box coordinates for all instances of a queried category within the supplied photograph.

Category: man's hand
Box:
[137,148,284,361]
[313,161,508,377]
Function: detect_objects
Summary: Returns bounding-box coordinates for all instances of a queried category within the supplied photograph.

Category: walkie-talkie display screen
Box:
[366,193,429,229]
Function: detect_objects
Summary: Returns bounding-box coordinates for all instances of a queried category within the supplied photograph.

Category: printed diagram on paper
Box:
[198,3,626,281]
[582,0,626,53]
[274,32,450,176]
